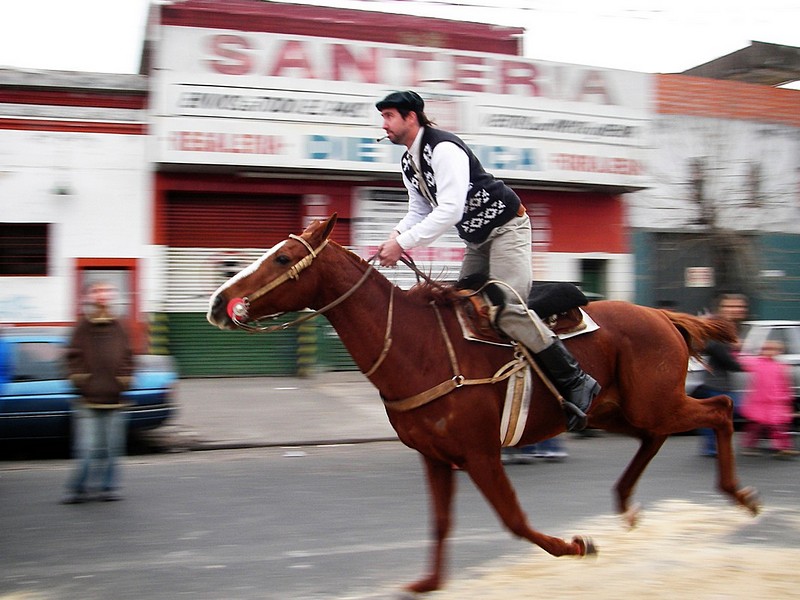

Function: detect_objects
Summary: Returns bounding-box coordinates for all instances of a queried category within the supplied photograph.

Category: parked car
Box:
[0,327,177,442]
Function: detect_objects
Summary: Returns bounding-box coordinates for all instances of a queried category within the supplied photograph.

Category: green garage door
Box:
[166,312,298,377]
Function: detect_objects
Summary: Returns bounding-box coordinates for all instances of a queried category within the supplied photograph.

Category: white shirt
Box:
[394,128,470,250]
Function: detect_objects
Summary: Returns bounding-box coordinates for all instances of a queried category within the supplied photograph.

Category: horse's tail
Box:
[661,310,738,358]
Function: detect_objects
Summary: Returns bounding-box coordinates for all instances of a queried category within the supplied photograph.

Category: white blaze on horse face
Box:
[207,241,286,323]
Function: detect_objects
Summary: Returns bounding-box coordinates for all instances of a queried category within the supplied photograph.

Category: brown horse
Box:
[207,215,760,593]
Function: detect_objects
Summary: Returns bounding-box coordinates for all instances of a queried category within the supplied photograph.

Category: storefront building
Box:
[1,0,649,376]
[0,69,150,350]
[628,75,800,317]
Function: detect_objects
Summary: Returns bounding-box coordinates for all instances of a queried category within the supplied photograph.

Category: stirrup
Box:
[563,402,588,432]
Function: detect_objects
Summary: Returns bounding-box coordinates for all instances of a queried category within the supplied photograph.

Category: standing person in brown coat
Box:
[61,281,133,504]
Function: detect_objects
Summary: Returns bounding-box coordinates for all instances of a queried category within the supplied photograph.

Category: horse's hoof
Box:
[405,575,441,594]
[622,502,642,529]
[573,535,598,557]
[739,486,762,516]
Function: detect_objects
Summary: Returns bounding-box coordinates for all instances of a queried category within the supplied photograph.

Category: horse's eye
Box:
[275,254,292,265]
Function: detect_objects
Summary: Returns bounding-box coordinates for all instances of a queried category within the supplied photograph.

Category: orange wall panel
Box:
[657,74,800,127]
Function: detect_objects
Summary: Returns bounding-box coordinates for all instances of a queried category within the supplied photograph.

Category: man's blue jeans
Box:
[66,406,128,493]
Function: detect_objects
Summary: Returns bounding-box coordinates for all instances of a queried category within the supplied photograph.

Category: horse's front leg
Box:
[465,452,595,558]
[406,455,456,594]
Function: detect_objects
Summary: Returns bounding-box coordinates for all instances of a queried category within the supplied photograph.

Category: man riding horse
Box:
[375,90,600,430]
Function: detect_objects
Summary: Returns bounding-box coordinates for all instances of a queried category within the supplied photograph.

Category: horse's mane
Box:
[406,281,463,306]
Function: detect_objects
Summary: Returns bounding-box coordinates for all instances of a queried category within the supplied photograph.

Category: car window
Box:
[761,326,800,356]
[765,328,789,348]
[12,341,67,381]
[783,326,800,355]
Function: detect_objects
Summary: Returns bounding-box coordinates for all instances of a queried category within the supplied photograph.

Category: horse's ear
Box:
[321,213,337,240]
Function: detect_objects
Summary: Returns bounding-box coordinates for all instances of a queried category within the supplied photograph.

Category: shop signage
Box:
[151,26,650,187]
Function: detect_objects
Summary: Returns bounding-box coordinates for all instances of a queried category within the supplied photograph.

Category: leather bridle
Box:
[226,234,377,334]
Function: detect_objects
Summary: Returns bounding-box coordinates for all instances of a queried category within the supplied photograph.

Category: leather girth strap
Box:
[382,302,528,412]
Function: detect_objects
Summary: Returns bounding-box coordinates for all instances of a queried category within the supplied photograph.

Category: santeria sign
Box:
[151,26,651,187]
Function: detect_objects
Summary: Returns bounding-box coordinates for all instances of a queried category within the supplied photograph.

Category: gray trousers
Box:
[458,214,555,352]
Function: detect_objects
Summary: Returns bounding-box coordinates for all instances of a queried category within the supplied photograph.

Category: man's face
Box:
[719,299,747,322]
[89,284,116,309]
[380,108,416,146]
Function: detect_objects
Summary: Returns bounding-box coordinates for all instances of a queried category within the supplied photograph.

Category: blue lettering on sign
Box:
[306,135,380,162]
[473,145,540,171]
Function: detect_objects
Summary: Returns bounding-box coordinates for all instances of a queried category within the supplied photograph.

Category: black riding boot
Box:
[534,339,600,431]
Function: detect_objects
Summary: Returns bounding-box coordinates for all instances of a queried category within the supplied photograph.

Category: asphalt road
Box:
[2,434,799,599]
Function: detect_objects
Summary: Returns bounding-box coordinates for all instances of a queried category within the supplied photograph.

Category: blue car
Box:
[0,328,177,442]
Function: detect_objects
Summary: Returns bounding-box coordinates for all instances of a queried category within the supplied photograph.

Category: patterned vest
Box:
[402,128,521,244]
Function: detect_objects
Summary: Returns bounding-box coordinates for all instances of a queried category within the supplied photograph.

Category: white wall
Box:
[535,252,634,302]
[627,115,800,233]
[0,128,150,323]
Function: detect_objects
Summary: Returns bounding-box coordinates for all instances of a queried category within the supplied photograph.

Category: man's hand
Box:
[378,238,404,267]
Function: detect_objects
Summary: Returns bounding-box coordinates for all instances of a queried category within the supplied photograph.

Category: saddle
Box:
[455,279,590,345]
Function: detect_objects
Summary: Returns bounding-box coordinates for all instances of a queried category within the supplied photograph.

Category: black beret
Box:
[375,90,424,112]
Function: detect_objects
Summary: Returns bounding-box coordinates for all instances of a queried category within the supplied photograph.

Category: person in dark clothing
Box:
[61,281,133,504]
[692,294,747,457]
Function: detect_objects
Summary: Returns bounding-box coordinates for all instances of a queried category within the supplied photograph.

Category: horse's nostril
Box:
[212,295,222,311]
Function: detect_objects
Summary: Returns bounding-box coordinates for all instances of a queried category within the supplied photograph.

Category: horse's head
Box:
[207,214,337,330]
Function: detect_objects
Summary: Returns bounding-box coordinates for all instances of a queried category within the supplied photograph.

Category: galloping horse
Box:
[207,215,760,593]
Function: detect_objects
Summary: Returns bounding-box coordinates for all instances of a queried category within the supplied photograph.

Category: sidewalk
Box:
[149,371,398,451]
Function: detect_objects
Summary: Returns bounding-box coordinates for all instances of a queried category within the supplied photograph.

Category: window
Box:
[0,223,49,275]
[580,258,607,300]
[12,341,67,381]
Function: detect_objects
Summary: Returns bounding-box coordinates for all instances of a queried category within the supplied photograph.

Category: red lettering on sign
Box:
[269,40,315,78]
[452,55,488,92]
[332,44,378,83]
[551,153,642,175]
[198,35,626,107]
[207,35,253,76]
[170,131,283,154]
[500,61,539,96]
[578,70,615,105]
[394,50,435,87]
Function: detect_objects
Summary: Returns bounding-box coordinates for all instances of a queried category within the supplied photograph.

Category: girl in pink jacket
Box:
[739,340,798,457]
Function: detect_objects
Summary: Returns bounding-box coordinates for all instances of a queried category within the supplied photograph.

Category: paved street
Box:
[2,430,799,599]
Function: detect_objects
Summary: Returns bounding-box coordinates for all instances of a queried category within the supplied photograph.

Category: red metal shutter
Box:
[165,193,302,248]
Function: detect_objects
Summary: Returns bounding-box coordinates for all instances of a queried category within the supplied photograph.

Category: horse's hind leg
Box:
[701,395,761,515]
[406,456,456,594]
[613,433,668,528]
[663,394,761,515]
[464,453,594,558]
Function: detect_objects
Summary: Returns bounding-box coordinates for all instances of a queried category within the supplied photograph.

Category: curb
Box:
[136,424,398,454]
[186,436,401,452]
